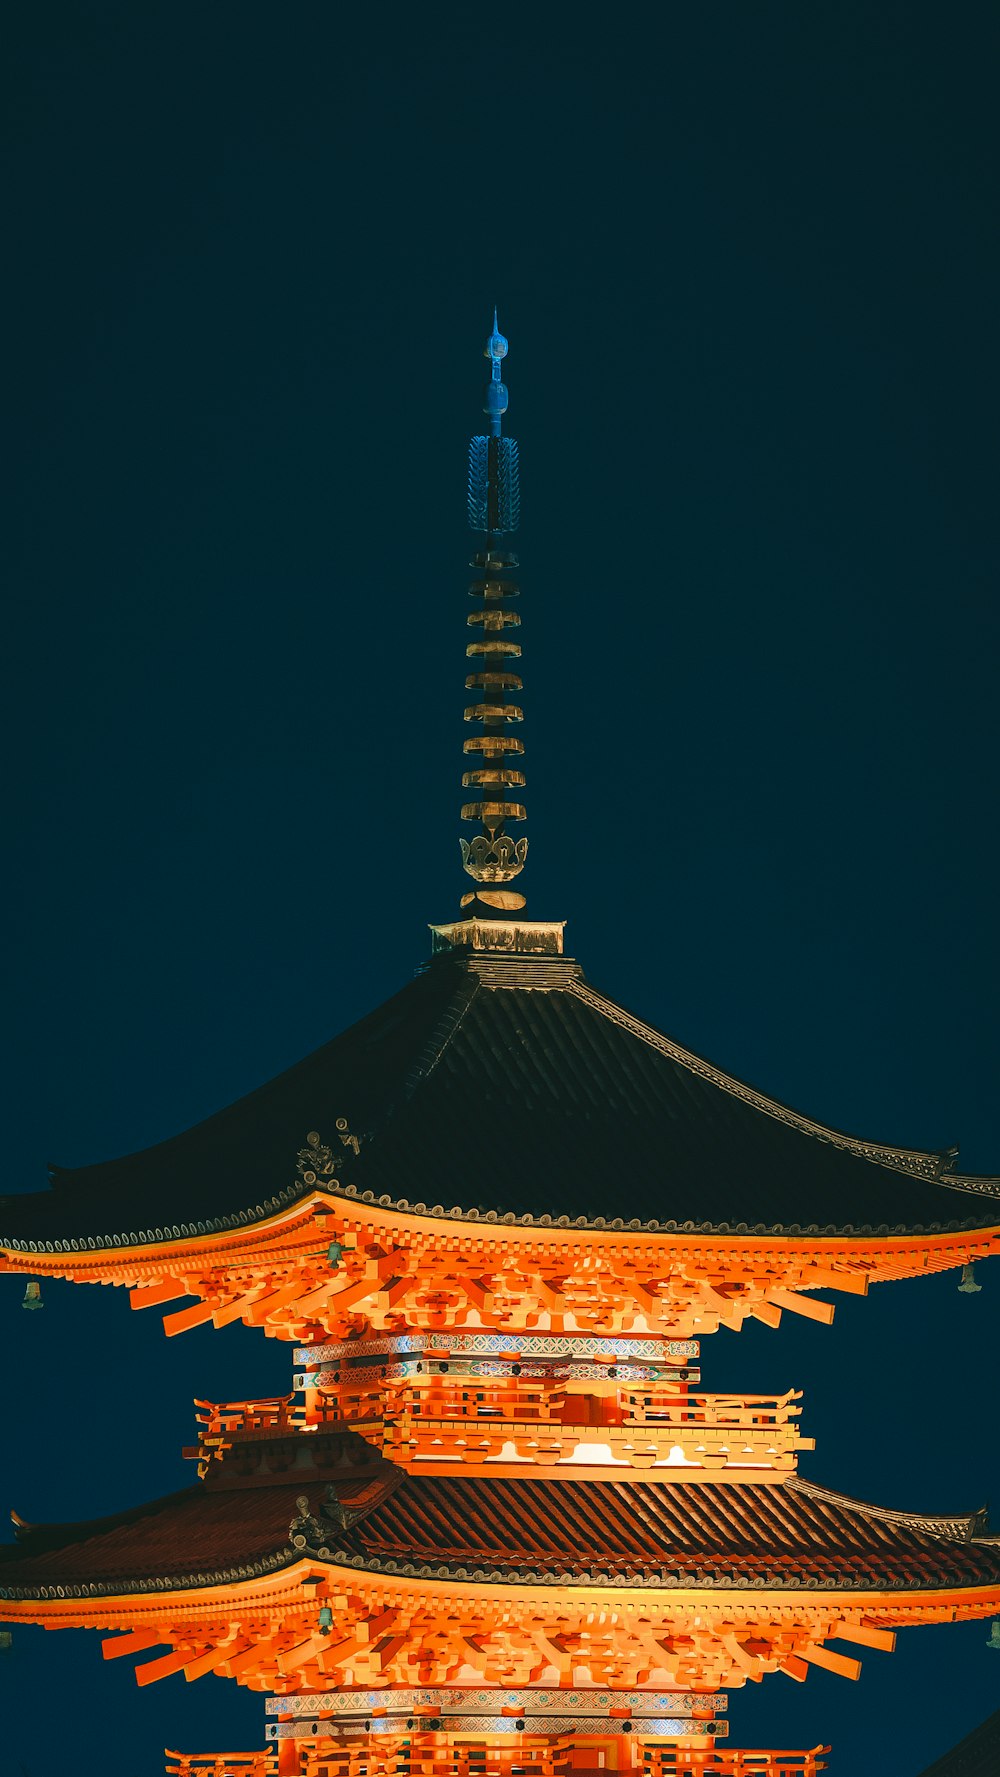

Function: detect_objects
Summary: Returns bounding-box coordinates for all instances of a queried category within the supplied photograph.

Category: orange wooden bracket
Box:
[163,1297,218,1336]
[135,1646,209,1686]
[130,1278,191,1310]
[781,1655,810,1682]
[807,1266,869,1297]
[829,1620,896,1653]
[798,1642,862,1680]
[181,1640,254,1683]
[767,1289,836,1326]
[101,1628,163,1660]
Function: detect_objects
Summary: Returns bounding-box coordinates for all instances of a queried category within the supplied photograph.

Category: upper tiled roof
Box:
[2,951,998,1250]
[4,1440,1000,1599]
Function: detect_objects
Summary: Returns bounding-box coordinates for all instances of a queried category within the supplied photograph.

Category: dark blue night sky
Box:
[3,6,999,1774]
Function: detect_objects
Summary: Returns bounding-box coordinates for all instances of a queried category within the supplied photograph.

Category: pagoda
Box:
[3,317,1000,1777]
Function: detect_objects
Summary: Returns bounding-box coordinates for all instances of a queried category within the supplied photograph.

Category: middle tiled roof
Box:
[4,1452,999,1598]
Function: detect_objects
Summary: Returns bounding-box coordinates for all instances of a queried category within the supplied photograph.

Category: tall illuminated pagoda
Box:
[3,318,1000,1777]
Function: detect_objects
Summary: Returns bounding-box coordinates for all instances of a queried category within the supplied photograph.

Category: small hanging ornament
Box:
[327,1240,343,1269]
[0,1630,12,1652]
[21,1280,43,1311]
[987,1619,1000,1650]
[957,1263,982,1295]
[318,1605,333,1635]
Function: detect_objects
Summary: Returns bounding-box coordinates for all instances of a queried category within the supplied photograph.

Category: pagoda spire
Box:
[459,311,528,910]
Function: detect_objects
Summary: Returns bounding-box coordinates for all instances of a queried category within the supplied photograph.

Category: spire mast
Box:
[460,312,527,910]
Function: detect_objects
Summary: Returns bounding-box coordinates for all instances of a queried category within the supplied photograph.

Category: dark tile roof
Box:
[3,952,998,1250]
[4,1449,1000,1600]
[1,1483,294,1593]
[917,1707,1000,1775]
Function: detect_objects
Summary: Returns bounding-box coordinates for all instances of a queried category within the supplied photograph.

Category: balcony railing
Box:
[166,1755,277,1777]
[190,1385,811,1476]
[644,1753,828,1776]
[169,1742,827,1777]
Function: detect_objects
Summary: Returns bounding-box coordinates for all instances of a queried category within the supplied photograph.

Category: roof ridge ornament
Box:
[296,1132,341,1186]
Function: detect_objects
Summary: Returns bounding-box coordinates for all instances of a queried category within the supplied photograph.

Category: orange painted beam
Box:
[747,1301,782,1329]
[163,1298,219,1336]
[135,1646,209,1686]
[183,1639,253,1682]
[277,1630,333,1676]
[797,1643,862,1680]
[829,1621,896,1652]
[806,1267,869,1296]
[766,1290,836,1326]
[211,1288,272,1330]
[243,1279,316,1326]
[226,1640,281,1679]
[129,1278,191,1310]
[101,1627,164,1660]
[781,1656,809,1682]
[370,1634,409,1672]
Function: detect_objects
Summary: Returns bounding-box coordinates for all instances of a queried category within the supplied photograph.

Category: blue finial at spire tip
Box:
[486,311,508,364]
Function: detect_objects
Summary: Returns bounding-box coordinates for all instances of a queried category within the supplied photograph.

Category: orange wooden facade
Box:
[7,1562,997,1695]
[5,1190,999,1344]
[188,1319,811,1484]
[6,1199,1000,1771]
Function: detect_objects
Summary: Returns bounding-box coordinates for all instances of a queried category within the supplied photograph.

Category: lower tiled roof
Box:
[3,1456,1000,1600]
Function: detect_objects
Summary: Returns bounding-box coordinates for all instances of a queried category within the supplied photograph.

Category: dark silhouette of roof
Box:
[3,951,998,1251]
[917,1706,1000,1775]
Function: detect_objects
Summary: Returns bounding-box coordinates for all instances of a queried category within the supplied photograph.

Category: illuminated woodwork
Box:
[186,1334,812,1483]
[6,1551,999,1695]
[5,1194,998,1347]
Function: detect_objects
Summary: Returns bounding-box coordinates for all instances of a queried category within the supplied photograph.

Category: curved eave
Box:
[3,954,999,1253]
[0,1545,297,1602]
[6,1558,1000,1606]
[573,978,952,1184]
[789,1475,990,1542]
[3,1175,1000,1263]
[5,1472,1000,1604]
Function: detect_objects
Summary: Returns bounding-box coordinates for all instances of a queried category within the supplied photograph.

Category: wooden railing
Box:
[169,1740,827,1777]
[314,1377,560,1427]
[165,1755,277,1777]
[191,1385,810,1475]
[194,1396,300,1436]
[622,1391,803,1430]
[301,1381,803,1432]
[643,1751,828,1776]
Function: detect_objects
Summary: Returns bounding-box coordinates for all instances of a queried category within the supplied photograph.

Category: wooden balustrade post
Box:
[277,1733,299,1776]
